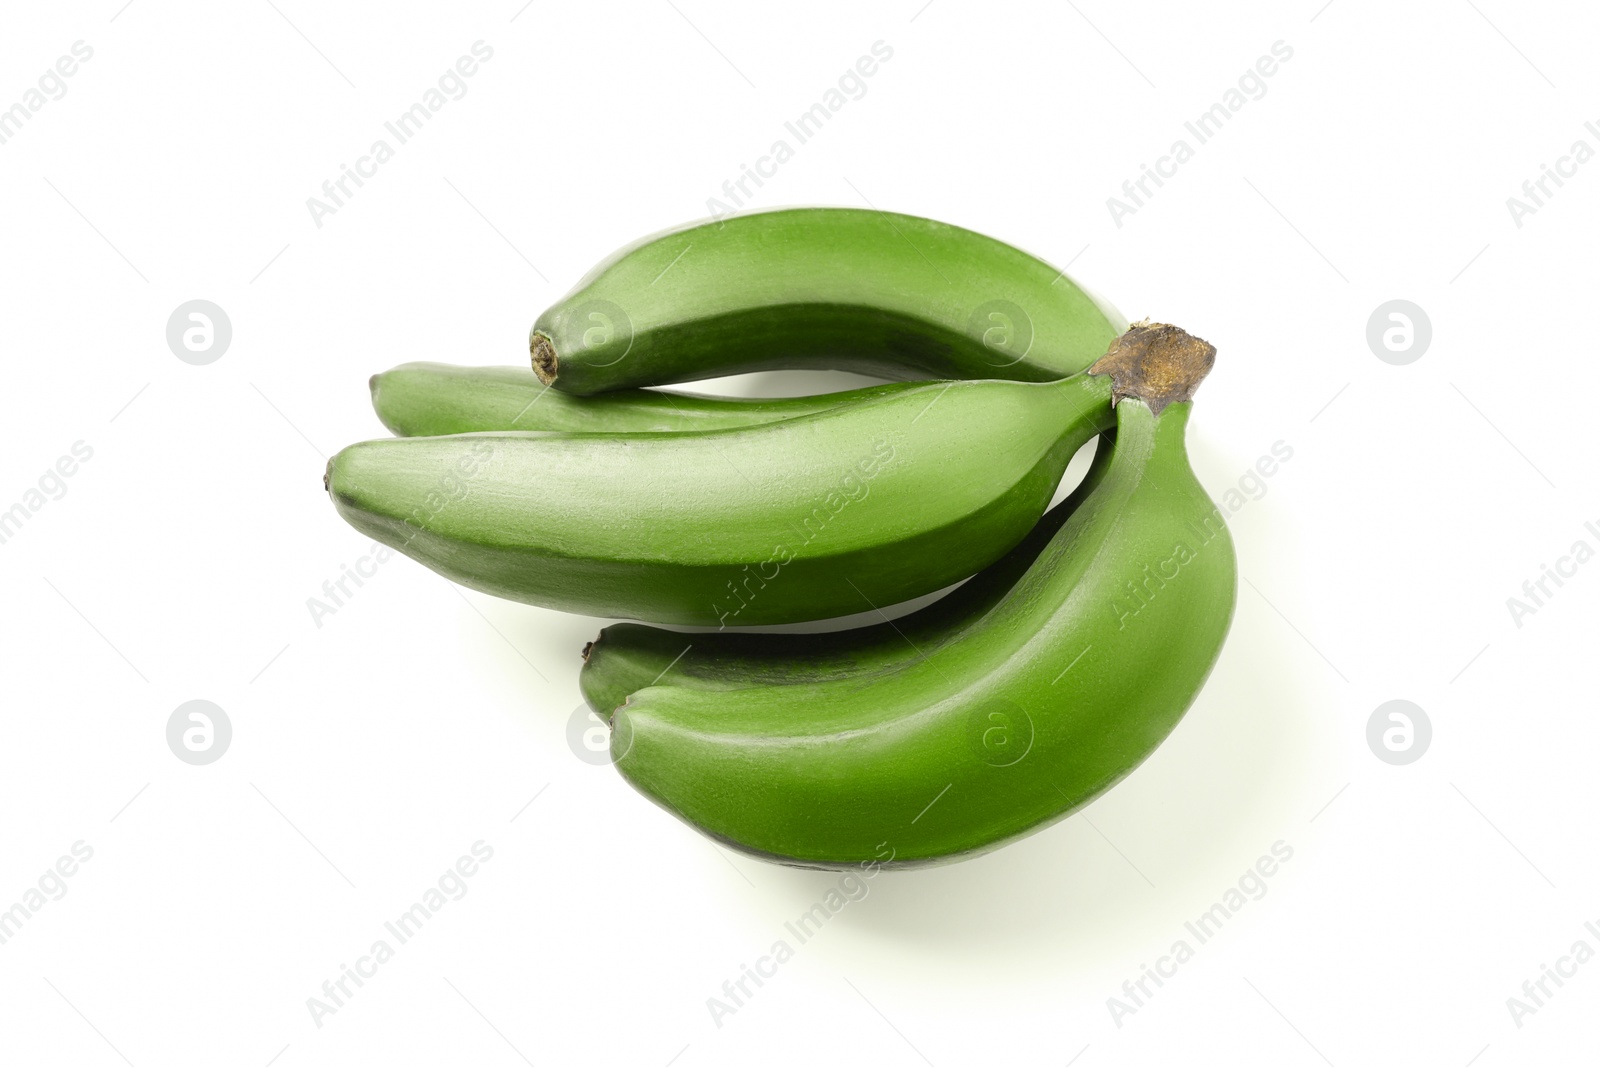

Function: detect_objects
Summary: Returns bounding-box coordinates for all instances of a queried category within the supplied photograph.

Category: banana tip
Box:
[530,331,557,385]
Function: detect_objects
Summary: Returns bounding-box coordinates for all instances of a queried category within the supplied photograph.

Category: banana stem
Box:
[1088,320,1215,414]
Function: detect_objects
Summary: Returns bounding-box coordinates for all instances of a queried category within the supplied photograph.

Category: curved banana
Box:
[371,362,918,436]
[530,207,1126,395]
[578,434,1113,714]
[607,324,1234,868]
[326,369,1132,626]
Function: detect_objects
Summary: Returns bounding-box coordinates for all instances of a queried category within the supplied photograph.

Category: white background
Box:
[1,1,1595,1064]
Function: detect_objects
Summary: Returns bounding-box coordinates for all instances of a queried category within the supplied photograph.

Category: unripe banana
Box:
[607,324,1233,868]
[578,435,1112,714]
[371,362,918,436]
[530,207,1126,395]
[327,370,1127,625]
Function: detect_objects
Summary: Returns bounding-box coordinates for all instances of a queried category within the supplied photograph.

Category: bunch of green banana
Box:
[328,205,1234,872]
[530,207,1126,394]
[598,328,1235,867]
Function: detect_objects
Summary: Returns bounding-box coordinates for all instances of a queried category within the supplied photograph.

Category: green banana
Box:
[606,324,1234,868]
[370,362,915,437]
[530,207,1126,395]
[578,434,1111,714]
[326,368,1131,626]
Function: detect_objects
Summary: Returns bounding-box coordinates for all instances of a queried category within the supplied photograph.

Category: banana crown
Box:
[1087,320,1215,414]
